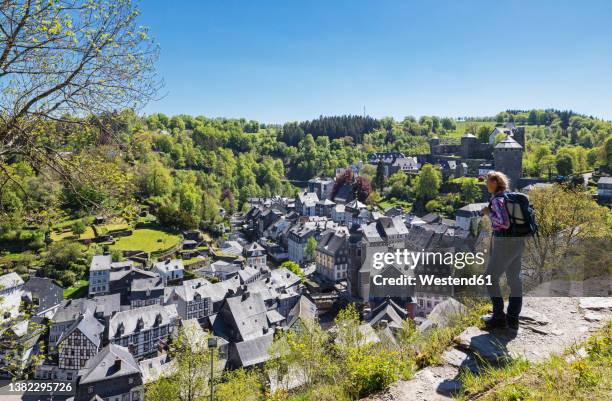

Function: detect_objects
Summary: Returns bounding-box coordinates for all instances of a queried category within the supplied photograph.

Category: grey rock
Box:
[579,297,612,311]
[454,326,511,365]
[583,311,604,322]
[427,298,468,328]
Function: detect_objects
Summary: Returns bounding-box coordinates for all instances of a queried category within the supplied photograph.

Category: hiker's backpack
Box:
[501,192,538,236]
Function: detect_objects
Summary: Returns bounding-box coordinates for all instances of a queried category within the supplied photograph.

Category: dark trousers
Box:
[485,235,525,320]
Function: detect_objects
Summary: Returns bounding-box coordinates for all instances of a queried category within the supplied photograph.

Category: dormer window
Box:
[154,313,162,326]
[136,317,144,331]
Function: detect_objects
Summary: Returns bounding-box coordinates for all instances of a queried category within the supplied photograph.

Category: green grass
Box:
[109,228,180,253]
[377,197,413,211]
[63,279,89,298]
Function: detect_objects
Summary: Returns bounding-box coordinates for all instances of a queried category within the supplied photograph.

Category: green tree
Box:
[146,324,217,401]
[305,236,317,261]
[71,220,86,236]
[556,153,574,176]
[0,0,160,187]
[281,260,304,279]
[374,160,386,190]
[414,164,441,202]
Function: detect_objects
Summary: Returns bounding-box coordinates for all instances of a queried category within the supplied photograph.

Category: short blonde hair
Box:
[486,171,510,192]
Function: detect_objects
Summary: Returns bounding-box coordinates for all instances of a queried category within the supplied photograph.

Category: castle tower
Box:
[429,136,440,155]
[494,136,523,189]
[511,126,526,148]
[460,133,479,159]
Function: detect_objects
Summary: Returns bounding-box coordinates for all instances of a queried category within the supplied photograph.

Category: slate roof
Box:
[316,230,347,255]
[131,277,164,292]
[495,136,523,149]
[56,312,104,348]
[152,259,184,274]
[109,266,157,282]
[238,265,260,284]
[91,293,121,318]
[219,241,244,257]
[109,304,178,337]
[287,295,317,328]
[266,309,285,325]
[269,268,301,290]
[597,177,612,185]
[22,277,63,314]
[90,255,112,272]
[53,299,97,323]
[456,203,488,218]
[368,298,408,330]
[78,344,141,384]
[203,260,241,275]
[225,292,269,341]
[0,272,24,289]
[233,332,274,367]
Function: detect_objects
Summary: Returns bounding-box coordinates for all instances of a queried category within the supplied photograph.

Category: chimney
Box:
[241,291,250,301]
[405,302,415,319]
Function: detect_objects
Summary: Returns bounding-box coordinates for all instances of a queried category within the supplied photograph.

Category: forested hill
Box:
[279,115,380,145]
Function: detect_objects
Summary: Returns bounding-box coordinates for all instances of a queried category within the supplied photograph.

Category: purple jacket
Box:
[490,192,510,231]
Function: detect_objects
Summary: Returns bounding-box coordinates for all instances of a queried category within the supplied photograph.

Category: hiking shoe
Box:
[481,315,508,330]
[507,316,519,330]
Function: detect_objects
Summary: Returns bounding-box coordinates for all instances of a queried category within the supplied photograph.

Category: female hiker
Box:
[481,171,525,330]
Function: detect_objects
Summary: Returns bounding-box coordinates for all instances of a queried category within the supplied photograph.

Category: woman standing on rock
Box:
[481,171,525,330]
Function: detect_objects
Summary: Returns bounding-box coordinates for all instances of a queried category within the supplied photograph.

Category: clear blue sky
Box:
[140,0,612,123]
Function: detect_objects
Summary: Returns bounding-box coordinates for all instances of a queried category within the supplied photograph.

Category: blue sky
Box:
[140,0,612,123]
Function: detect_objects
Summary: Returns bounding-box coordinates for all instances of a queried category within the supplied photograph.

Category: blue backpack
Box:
[501,192,538,236]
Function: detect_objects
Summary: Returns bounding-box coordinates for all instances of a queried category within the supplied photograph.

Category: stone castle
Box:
[420,125,525,189]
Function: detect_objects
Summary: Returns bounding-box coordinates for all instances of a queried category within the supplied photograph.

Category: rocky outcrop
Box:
[363,297,611,401]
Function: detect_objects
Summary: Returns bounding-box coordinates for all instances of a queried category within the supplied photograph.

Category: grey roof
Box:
[316,230,347,255]
[238,265,260,283]
[109,304,178,337]
[152,259,184,274]
[204,260,241,275]
[458,203,488,212]
[269,268,301,290]
[233,332,274,367]
[131,277,164,292]
[91,293,121,317]
[23,277,63,313]
[345,199,366,210]
[597,176,612,185]
[495,136,523,149]
[78,344,141,384]
[462,133,477,138]
[225,292,269,341]
[368,298,408,330]
[110,266,157,282]
[266,309,285,325]
[0,272,24,289]
[53,298,97,323]
[287,295,317,327]
[90,254,112,271]
[56,312,104,348]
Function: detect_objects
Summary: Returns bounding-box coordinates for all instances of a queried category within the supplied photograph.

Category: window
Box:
[88,386,94,394]
[128,377,134,384]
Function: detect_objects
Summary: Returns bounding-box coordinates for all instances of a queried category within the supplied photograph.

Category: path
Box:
[363,296,612,401]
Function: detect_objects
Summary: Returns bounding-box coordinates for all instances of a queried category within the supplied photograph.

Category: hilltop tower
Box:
[494,136,523,189]
[460,133,479,159]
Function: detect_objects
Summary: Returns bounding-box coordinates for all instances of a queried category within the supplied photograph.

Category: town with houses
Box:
[0,124,610,401]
